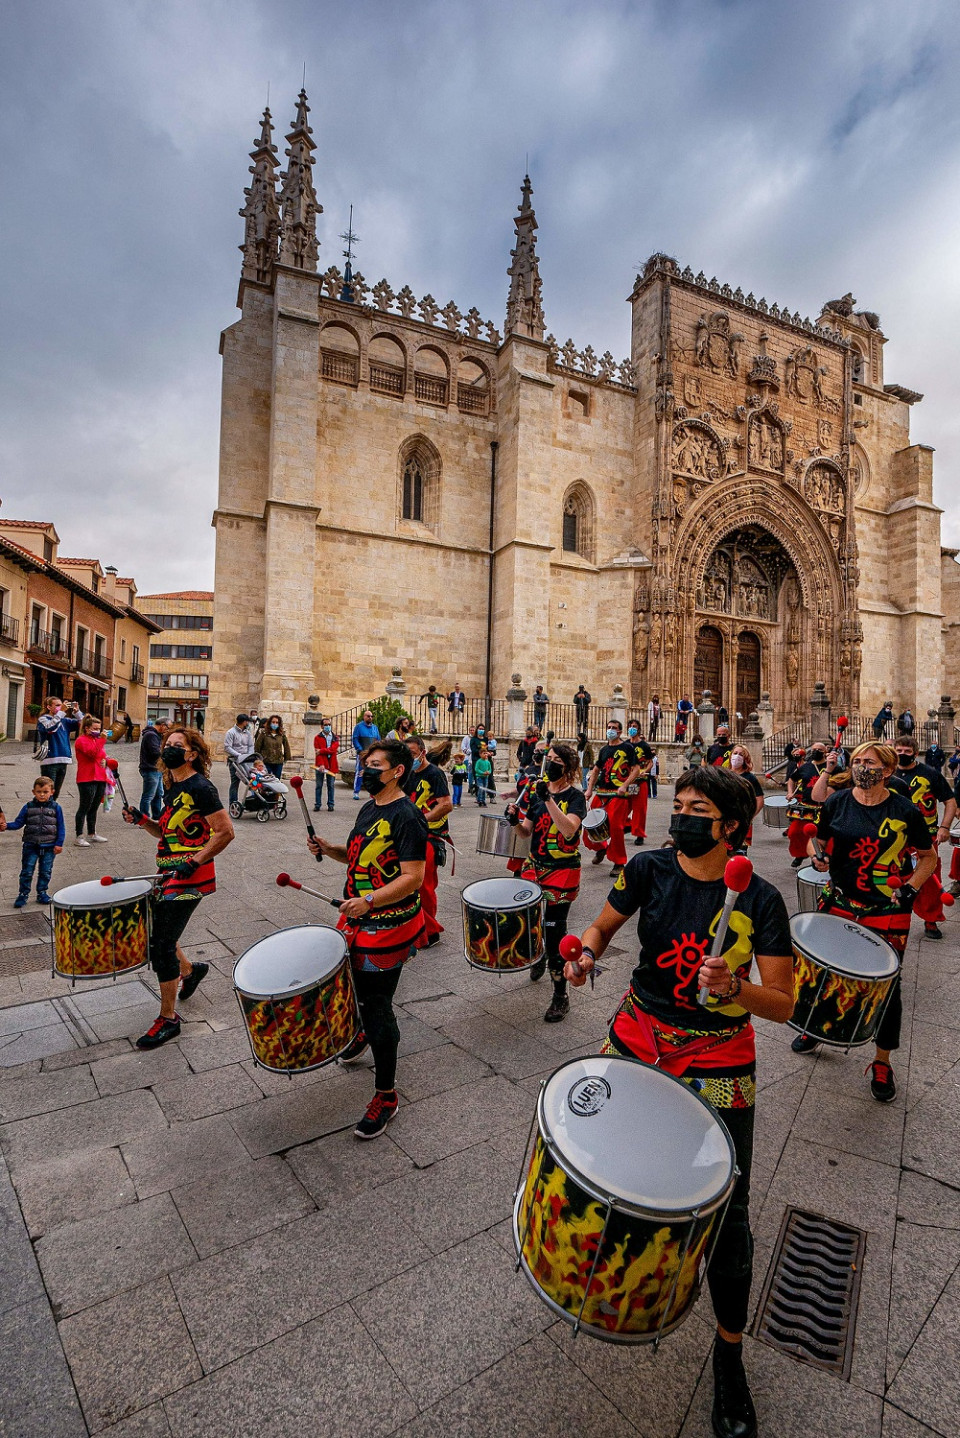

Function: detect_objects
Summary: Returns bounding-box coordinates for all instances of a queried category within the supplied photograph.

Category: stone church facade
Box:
[209,92,945,743]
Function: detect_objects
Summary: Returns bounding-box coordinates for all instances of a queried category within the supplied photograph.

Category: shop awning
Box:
[74,671,111,690]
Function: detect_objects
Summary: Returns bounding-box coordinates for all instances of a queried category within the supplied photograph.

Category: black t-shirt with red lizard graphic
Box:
[816,787,932,906]
[593,741,640,796]
[608,848,792,1032]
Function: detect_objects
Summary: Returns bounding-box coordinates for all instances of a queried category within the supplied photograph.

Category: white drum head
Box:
[53,879,152,909]
[797,867,824,888]
[462,878,542,911]
[234,925,347,997]
[790,912,898,981]
[582,810,608,832]
[540,1055,734,1214]
[763,795,789,810]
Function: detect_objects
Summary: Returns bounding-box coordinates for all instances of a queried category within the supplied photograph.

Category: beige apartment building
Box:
[138,592,214,727]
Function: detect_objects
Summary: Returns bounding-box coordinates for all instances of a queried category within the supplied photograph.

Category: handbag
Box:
[33,737,49,761]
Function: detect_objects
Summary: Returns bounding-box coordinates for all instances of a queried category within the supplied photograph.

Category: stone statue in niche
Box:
[703,552,731,612]
[786,649,800,688]
[672,422,723,480]
[785,346,827,405]
[695,312,743,378]
[748,413,784,472]
[683,375,703,409]
[805,463,845,514]
[650,614,662,654]
[817,419,833,448]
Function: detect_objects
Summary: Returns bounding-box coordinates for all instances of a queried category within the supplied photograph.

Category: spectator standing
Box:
[447,684,466,717]
[460,727,476,793]
[576,730,594,786]
[248,709,261,732]
[532,685,549,730]
[255,714,291,779]
[649,749,660,798]
[926,739,947,774]
[573,685,591,730]
[675,694,694,741]
[685,736,706,769]
[897,708,915,736]
[138,721,165,820]
[647,694,661,740]
[122,710,135,743]
[474,745,493,806]
[36,697,82,799]
[386,716,416,743]
[872,702,894,739]
[351,709,381,799]
[74,714,109,847]
[450,752,468,806]
[470,723,491,790]
[313,720,339,812]
[420,686,440,734]
[224,713,255,807]
[516,727,539,779]
[949,745,960,779]
[6,776,63,907]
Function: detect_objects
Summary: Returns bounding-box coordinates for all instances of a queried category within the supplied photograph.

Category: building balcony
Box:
[369,361,405,397]
[76,646,112,681]
[27,628,72,666]
[414,373,448,405]
[320,349,359,386]
[0,614,19,646]
[131,663,145,684]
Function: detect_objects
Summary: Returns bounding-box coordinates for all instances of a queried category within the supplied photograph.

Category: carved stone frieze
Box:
[672,420,725,480]
[785,346,827,405]
[695,312,743,377]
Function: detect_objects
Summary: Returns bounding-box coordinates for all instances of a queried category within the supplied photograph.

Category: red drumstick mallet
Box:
[276,872,340,908]
[100,873,161,886]
[558,933,584,977]
[803,822,826,863]
[835,714,849,749]
[288,775,321,861]
[698,855,753,1006]
[105,756,130,808]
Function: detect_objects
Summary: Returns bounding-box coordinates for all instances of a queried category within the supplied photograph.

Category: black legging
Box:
[544,900,572,993]
[150,896,202,983]
[75,781,106,835]
[706,1104,754,1335]
[40,763,67,799]
[353,965,403,1090]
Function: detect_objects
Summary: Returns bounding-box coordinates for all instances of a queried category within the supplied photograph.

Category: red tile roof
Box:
[0,519,56,529]
[58,558,102,567]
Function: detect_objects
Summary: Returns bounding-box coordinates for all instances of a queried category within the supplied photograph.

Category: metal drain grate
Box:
[0,913,50,942]
[753,1207,865,1378]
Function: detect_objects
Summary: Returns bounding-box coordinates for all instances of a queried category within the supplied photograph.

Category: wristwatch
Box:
[363,892,375,907]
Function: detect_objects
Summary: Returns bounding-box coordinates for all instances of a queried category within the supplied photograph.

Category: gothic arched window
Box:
[398,435,442,532]
[560,481,596,563]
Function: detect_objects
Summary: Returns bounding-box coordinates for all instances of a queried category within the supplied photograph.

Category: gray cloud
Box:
[2,0,958,592]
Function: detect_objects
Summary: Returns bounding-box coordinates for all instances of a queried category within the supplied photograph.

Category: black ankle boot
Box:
[711,1336,757,1438]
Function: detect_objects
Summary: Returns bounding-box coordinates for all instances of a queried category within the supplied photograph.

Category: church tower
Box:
[505,175,545,341]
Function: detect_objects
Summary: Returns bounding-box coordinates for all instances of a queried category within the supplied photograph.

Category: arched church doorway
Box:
[736,631,761,717]
[694,625,723,702]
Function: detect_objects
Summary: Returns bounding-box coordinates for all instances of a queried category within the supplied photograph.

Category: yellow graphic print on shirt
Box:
[906,772,938,837]
[162,790,208,854]
[349,817,394,893]
[700,908,752,1018]
[409,776,447,834]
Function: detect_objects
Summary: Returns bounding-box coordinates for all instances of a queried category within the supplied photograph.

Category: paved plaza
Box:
[0,742,958,1436]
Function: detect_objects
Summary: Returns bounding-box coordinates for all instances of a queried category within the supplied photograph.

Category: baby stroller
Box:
[228,756,288,823]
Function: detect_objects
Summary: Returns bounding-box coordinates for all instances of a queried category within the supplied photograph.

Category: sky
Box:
[2,0,958,593]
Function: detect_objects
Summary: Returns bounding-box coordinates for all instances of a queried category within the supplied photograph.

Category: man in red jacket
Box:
[313,720,340,812]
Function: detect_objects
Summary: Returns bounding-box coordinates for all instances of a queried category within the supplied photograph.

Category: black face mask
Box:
[545,760,565,782]
[161,746,187,770]
[669,813,720,858]
[896,754,914,768]
[361,767,388,795]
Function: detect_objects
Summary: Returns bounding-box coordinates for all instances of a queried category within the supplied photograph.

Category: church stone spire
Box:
[278,89,321,271]
[239,107,280,284]
[505,174,545,341]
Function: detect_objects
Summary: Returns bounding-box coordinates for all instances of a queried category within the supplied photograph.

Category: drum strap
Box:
[610,1001,754,1076]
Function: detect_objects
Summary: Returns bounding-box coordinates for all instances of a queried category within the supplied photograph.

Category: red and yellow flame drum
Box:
[461,878,545,973]
[789,912,899,1049]
[514,1056,736,1344]
[52,880,152,980]
[233,925,361,1073]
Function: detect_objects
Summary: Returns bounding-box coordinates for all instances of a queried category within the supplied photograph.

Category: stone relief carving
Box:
[804,462,846,514]
[817,419,833,448]
[695,312,743,377]
[672,422,725,480]
[748,412,785,472]
[683,375,703,409]
[785,346,827,404]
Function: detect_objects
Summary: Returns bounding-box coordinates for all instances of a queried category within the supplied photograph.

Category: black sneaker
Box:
[178,962,209,1001]
[633,837,645,846]
[338,1029,369,1065]
[426,932,441,948]
[868,1060,897,1103]
[590,850,605,865]
[791,1032,820,1054]
[354,1090,399,1139]
[136,1014,182,1050]
[610,865,623,882]
[924,924,943,940]
[544,992,570,1023]
[529,956,548,982]
[711,1337,757,1438]
[791,856,805,869]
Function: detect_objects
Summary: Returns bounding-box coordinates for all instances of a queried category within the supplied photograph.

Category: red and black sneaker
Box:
[867,1060,897,1103]
[178,962,209,1001]
[337,1029,370,1067]
[354,1090,399,1140]
[136,1013,182,1050]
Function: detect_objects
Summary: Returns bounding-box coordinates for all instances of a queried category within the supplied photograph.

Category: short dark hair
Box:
[404,734,426,753]
[895,734,919,754]
[236,713,250,723]
[363,737,410,779]
[608,719,622,732]
[674,766,756,849]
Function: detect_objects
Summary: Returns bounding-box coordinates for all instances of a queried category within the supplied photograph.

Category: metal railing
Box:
[0,613,19,645]
[76,646,112,681]
[131,663,145,684]
[27,627,71,664]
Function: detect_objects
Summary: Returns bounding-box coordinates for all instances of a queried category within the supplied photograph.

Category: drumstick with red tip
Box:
[835,714,849,750]
[105,757,130,808]
[698,855,753,1006]
[276,872,340,908]
[100,873,162,886]
[803,822,826,863]
[288,775,322,860]
[559,933,603,989]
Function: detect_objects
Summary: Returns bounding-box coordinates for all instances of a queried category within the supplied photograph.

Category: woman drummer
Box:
[122,728,234,1049]
[567,766,794,1438]
[308,737,427,1139]
[802,741,936,1102]
[506,741,586,1023]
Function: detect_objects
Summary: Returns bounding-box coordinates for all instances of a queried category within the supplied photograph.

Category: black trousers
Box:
[75,781,105,835]
[544,901,571,989]
[354,965,403,1090]
[150,896,201,983]
[706,1104,754,1335]
[876,973,902,1051]
[40,763,67,799]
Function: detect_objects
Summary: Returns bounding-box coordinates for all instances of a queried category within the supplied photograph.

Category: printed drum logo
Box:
[567,1075,612,1117]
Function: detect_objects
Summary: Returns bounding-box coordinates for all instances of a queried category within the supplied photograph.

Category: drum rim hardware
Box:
[232,922,348,1001]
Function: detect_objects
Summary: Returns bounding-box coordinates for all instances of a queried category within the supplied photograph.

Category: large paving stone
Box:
[790,1082,905,1168]
[0,1297,87,1437]
[91,1043,192,1097]
[887,1261,960,1433]
[897,1170,960,1230]
[13,1144,136,1238]
[170,1156,315,1259]
[99,1403,172,1436]
[375,1139,519,1254]
[353,1231,551,1407]
[440,1011,563,1081]
[173,1191,427,1370]
[121,1113,250,1198]
[0,1062,97,1122]
[888,1220,960,1384]
[41,1036,132,1072]
[0,1161,45,1315]
[36,1193,196,1317]
[1,1087,166,1167]
[164,1305,416,1438]
[389,1074,533,1168]
[903,1079,960,1189]
[882,1404,943,1436]
[0,999,64,1034]
[285,1126,413,1206]
[393,1040,492,1101]
[177,1025,251,1073]
[227,1067,373,1157]
[0,1018,80,1065]
[394,1332,637,1437]
[152,1063,262,1123]
[59,1277,202,1433]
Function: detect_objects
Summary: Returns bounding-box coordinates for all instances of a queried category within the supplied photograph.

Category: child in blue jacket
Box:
[6,776,65,905]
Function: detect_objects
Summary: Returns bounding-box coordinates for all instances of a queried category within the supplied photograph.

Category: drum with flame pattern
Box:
[52,880,151,980]
[233,925,361,1073]
[788,912,899,1048]
[460,878,545,973]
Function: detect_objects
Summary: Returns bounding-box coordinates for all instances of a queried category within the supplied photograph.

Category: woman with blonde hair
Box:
[803,740,936,1101]
[123,727,234,1049]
